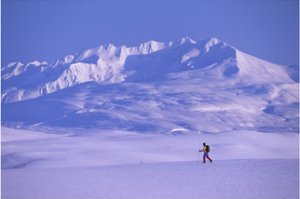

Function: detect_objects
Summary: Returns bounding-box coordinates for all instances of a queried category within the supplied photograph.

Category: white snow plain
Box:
[1,127,299,199]
[2,160,299,199]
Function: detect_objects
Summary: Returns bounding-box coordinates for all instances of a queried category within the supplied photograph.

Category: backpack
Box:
[206,145,210,152]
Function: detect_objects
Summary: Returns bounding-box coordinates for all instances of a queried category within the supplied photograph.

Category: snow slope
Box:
[1,37,298,134]
[2,79,298,133]
[2,38,297,134]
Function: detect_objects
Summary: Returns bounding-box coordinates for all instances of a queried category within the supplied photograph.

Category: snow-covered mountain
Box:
[1,37,294,102]
[1,37,299,133]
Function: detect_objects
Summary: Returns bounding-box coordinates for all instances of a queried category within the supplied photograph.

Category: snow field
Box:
[1,126,299,199]
[1,127,299,169]
[2,160,299,199]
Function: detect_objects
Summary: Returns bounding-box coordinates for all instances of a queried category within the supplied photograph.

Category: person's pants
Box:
[203,152,212,163]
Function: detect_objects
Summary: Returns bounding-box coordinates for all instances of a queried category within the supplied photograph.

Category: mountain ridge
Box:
[1,37,295,103]
[1,37,298,133]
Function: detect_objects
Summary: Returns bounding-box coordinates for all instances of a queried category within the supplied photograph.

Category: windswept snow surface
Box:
[1,127,299,199]
[1,127,299,168]
[2,160,299,199]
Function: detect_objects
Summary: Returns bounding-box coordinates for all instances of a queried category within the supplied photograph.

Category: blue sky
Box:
[2,0,299,66]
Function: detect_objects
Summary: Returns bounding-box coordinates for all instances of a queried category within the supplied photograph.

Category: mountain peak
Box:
[206,37,220,44]
[3,62,24,69]
[180,36,197,45]
[63,54,76,64]
[137,40,166,54]
[26,60,48,67]
[203,37,225,52]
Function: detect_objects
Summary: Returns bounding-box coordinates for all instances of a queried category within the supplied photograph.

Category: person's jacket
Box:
[203,145,209,152]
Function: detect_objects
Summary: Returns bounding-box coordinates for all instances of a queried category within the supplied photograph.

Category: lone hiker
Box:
[199,142,213,163]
